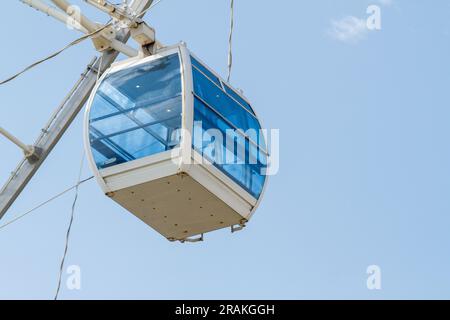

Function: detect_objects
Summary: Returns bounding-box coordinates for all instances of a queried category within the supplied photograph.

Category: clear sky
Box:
[1,0,450,299]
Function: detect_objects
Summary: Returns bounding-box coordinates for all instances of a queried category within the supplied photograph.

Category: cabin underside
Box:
[110,173,246,241]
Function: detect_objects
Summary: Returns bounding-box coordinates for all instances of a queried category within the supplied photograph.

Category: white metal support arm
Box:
[83,0,133,23]
[19,0,87,33]
[50,0,141,57]
[0,127,39,161]
[51,0,98,32]
[20,0,139,57]
[0,0,155,220]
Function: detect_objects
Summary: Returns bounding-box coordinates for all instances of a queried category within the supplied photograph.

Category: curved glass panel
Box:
[191,56,267,199]
[191,56,221,87]
[89,53,182,169]
[223,83,255,115]
[192,67,265,151]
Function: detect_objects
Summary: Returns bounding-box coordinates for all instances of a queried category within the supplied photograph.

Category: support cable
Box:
[227,0,234,83]
[0,24,111,87]
[54,152,86,300]
[132,0,164,20]
[0,176,93,231]
[1,0,165,87]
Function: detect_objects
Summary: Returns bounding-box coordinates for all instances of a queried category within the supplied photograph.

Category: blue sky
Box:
[1,0,450,299]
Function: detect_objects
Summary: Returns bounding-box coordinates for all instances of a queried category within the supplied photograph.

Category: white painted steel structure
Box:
[0,0,155,219]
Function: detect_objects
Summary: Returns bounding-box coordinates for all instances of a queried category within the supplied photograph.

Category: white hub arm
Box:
[51,0,98,32]
[19,0,139,57]
[19,0,87,33]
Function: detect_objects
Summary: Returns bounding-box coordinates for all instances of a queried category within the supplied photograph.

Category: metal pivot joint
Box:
[83,0,157,56]
[0,127,41,163]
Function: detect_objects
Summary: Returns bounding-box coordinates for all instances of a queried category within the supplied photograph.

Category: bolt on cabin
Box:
[84,43,268,242]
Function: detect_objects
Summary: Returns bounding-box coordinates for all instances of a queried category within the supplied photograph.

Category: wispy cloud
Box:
[328,16,368,44]
[328,1,394,44]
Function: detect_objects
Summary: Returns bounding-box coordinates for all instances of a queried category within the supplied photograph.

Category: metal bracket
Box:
[91,24,116,52]
[90,24,139,57]
[84,0,157,56]
[24,146,42,164]
[231,220,247,233]
[131,21,155,47]
[179,234,204,244]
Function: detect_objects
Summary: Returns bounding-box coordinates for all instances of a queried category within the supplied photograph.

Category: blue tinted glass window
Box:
[89,53,182,169]
[191,55,267,198]
[191,56,222,87]
[192,67,266,151]
[223,84,255,115]
[193,98,267,198]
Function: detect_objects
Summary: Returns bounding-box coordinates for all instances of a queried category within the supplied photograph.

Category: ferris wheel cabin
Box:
[84,43,268,242]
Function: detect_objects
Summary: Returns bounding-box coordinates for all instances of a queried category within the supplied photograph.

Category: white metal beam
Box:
[19,0,87,33]
[0,127,35,157]
[83,0,131,22]
[0,0,154,219]
[19,0,139,57]
[51,0,98,32]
